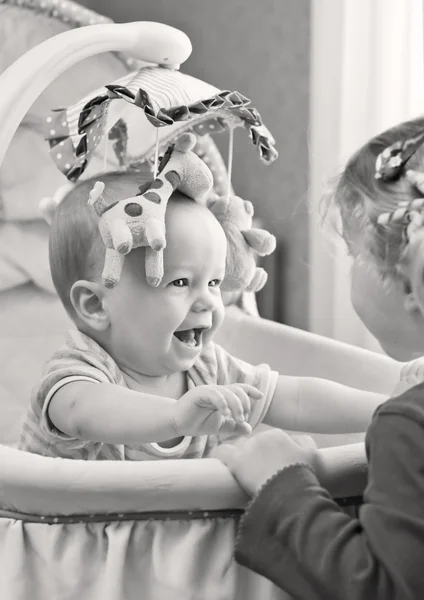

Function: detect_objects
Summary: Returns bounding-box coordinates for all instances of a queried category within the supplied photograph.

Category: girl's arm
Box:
[235,404,424,600]
[216,308,402,394]
[263,375,386,433]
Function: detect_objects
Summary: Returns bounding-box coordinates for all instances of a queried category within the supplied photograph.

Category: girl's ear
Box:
[404,291,421,314]
[70,280,110,331]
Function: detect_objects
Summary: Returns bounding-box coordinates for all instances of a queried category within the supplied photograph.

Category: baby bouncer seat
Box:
[0,3,403,599]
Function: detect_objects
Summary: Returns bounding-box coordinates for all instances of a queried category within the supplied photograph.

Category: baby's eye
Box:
[209,279,222,287]
[345,246,353,257]
[172,278,189,287]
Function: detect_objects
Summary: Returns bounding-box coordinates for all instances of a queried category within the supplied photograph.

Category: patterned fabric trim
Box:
[0,495,362,524]
[0,507,243,523]
[45,81,278,182]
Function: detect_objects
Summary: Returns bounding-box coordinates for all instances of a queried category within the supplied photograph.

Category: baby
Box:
[20,171,385,460]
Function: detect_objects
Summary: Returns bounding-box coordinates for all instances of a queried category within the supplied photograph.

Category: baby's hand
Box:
[172,384,263,437]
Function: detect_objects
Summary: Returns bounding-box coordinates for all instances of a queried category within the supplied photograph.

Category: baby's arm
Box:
[263,375,386,434]
[49,382,179,444]
[48,381,261,445]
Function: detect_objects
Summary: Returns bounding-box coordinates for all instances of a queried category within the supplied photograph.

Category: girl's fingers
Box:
[406,169,424,193]
[218,419,252,440]
[221,388,246,424]
[218,418,238,438]
[234,383,263,399]
[400,358,424,385]
[196,384,261,425]
[236,421,253,436]
[229,386,251,422]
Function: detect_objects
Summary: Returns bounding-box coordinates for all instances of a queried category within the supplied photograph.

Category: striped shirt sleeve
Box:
[19,331,120,457]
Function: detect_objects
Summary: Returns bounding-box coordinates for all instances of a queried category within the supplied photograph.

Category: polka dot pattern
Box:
[164,170,181,190]
[124,202,143,217]
[143,191,161,205]
[0,506,244,525]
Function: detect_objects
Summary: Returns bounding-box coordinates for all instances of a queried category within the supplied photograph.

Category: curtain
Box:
[309,0,424,351]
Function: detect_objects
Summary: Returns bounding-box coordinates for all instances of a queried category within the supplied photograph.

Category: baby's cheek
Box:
[213,301,226,331]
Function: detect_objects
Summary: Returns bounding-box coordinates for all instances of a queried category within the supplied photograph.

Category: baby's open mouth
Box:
[173,328,204,348]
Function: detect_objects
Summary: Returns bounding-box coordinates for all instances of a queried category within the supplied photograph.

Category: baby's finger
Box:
[204,389,230,417]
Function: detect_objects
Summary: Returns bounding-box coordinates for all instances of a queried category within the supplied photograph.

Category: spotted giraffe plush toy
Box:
[207,194,276,292]
[89,132,213,287]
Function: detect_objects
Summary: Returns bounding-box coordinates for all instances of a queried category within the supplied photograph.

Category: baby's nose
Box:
[192,289,217,312]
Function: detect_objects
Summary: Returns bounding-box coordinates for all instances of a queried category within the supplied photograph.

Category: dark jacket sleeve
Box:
[234,396,424,600]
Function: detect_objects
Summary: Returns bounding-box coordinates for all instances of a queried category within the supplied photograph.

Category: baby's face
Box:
[103,199,227,376]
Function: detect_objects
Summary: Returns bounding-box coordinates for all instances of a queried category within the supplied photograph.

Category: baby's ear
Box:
[404,290,421,314]
[70,280,110,331]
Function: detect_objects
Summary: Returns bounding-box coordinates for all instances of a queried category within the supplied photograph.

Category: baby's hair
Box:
[326,116,424,280]
[49,169,152,316]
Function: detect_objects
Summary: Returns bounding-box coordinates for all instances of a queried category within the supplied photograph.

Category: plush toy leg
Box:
[102,248,125,288]
[88,182,107,215]
[245,267,268,293]
[242,228,277,256]
[145,247,164,287]
[109,218,133,254]
[145,218,166,252]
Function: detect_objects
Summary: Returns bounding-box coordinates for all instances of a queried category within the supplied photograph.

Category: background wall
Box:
[81,0,311,329]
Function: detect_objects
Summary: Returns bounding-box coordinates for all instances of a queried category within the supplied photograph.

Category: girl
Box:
[214,116,424,600]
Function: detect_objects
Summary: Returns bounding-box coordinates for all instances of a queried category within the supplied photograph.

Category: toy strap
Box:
[226,126,234,203]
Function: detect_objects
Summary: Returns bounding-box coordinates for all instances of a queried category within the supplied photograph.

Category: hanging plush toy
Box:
[34,24,278,298]
[207,195,276,293]
[89,132,213,288]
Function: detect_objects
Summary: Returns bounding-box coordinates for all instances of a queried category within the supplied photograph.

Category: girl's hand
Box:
[392,357,424,396]
[211,428,319,496]
[406,169,424,193]
[173,384,263,437]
